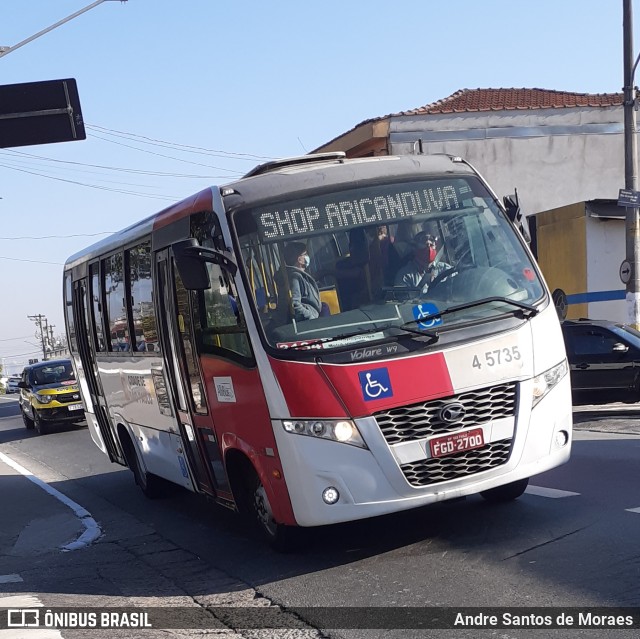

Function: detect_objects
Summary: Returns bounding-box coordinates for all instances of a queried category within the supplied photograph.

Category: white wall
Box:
[585,215,626,322]
[389,107,625,218]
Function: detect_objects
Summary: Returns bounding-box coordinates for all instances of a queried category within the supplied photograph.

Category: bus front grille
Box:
[373,382,517,487]
[374,382,517,446]
[399,439,513,487]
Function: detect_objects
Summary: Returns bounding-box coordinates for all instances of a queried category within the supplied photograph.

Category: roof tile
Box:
[399,88,623,115]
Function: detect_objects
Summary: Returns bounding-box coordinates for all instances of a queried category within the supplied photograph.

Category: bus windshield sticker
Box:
[254,179,471,242]
[358,367,393,401]
[276,332,386,350]
[412,303,443,330]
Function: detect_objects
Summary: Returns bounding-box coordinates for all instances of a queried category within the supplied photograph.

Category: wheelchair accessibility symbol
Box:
[412,302,443,330]
[358,367,393,401]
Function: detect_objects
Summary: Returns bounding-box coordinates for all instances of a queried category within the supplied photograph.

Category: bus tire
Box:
[247,473,297,552]
[121,431,165,499]
[22,407,35,430]
[480,478,529,503]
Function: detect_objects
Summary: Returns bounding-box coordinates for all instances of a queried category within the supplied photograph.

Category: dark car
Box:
[561,318,640,403]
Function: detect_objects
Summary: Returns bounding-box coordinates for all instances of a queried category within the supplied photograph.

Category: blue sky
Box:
[0,0,631,372]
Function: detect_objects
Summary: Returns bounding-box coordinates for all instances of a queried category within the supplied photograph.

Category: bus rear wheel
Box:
[121,433,165,499]
[480,478,529,503]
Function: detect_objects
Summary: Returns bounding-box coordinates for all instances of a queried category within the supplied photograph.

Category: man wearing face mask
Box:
[393,231,450,294]
[282,241,324,321]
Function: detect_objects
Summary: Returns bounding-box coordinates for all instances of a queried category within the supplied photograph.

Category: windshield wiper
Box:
[401,296,539,331]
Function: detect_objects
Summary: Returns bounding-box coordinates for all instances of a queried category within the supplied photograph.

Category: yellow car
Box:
[19,359,85,435]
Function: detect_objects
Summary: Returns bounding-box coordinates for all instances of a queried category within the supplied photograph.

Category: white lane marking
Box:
[0,594,63,638]
[0,451,101,551]
[526,485,580,498]
[625,507,640,513]
[0,575,23,584]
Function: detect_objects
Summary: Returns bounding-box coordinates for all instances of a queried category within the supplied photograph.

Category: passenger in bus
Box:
[369,224,402,292]
[334,228,370,311]
[282,242,327,321]
[394,231,450,293]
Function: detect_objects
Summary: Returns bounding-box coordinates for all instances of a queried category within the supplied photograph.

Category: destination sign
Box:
[254,179,473,241]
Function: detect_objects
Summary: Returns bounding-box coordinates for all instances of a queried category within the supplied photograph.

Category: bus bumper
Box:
[272,375,572,528]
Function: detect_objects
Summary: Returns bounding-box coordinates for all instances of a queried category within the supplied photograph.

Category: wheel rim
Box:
[254,483,278,538]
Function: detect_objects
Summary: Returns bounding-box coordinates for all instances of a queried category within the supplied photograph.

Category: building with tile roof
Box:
[315,88,631,324]
[314,88,626,219]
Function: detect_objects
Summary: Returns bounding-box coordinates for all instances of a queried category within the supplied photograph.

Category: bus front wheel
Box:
[248,475,297,551]
[480,478,529,503]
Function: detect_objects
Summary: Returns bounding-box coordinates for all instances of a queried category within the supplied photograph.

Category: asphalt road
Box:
[0,395,639,638]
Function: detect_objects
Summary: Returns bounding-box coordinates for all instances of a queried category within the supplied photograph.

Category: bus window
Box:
[64,273,77,352]
[198,262,252,361]
[174,269,207,414]
[90,263,107,352]
[103,252,130,353]
[128,240,160,354]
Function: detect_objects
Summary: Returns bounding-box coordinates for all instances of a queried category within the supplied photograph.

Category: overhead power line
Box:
[0,163,180,201]
[88,132,245,173]
[87,124,274,161]
[0,149,228,179]
[0,256,64,265]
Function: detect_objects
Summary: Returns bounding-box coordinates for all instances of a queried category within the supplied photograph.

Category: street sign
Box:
[617,188,640,207]
[0,78,85,148]
[620,260,632,284]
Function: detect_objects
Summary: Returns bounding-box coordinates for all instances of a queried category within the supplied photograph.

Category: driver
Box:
[394,231,450,293]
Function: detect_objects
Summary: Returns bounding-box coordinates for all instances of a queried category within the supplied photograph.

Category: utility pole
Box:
[623,0,640,328]
[28,314,49,362]
[49,325,55,355]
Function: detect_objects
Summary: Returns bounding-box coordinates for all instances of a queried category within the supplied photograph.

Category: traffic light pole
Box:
[623,0,640,329]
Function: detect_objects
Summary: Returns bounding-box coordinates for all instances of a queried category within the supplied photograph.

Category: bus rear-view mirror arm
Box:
[172,238,238,290]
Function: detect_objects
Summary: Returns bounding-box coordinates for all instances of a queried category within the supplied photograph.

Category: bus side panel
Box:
[198,356,296,526]
[97,356,195,491]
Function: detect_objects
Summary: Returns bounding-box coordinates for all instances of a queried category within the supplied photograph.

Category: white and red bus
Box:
[63,152,572,548]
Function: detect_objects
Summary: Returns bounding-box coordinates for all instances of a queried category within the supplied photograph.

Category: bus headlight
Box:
[282,419,367,448]
[532,360,568,407]
[35,393,53,404]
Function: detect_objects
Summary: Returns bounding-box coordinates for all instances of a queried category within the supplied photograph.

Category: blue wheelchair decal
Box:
[358,367,393,401]
[412,302,443,330]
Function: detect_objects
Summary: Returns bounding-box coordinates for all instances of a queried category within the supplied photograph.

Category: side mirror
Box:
[172,238,238,291]
[613,342,629,353]
[17,381,27,389]
[173,239,211,290]
[503,192,531,243]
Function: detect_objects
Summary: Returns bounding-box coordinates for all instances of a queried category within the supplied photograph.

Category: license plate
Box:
[67,403,84,411]
[429,428,484,458]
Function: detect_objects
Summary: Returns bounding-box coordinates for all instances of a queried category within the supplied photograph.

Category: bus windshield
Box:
[233,175,545,353]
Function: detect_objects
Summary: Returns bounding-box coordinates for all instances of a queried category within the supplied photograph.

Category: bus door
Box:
[72,278,123,464]
[156,250,230,500]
